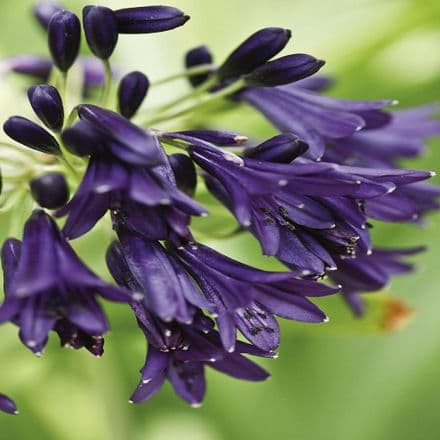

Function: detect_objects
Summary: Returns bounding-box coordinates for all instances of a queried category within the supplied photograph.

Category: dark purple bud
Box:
[48,10,81,72]
[27,84,64,131]
[3,116,60,155]
[0,394,18,415]
[1,56,53,81]
[61,120,103,156]
[168,153,197,197]
[30,172,70,209]
[114,6,189,34]
[83,6,118,60]
[185,45,213,87]
[218,27,292,80]
[34,1,63,30]
[177,130,248,146]
[117,71,149,119]
[245,54,325,87]
[244,133,308,163]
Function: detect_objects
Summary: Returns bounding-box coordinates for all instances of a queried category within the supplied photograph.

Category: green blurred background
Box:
[1,0,440,439]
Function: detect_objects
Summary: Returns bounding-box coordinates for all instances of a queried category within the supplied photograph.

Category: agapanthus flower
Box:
[58,114,206,240]
[0,210,137,355]
[171,241,339,352]
[106,241,274,406]
[239,85,396,159]
[329,247,425,316]
[182,134,431,275]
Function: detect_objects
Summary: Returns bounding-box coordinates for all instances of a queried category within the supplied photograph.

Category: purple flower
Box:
[217,27,291,80]
[186,136,430,275]
[48,10,81,72]
[240,85,395,159]
[106,238,272,405]
[325,105,440,168]
[3,116,60,155]
[117,71,149,119]
[29,172,69,210]
[83,6,119,60]
[323,105,440,223]
[329,247,425,316]
[106,230,212,324]
[74,105,163,167]
[114,6,189,34]
[27,84,64,131]
[56,151,206,240]
[0,211,136,355]
[171,241,338,352]
[0,394,18,415]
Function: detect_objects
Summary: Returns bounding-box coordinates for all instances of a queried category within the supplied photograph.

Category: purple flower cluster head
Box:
[0,1,439,416]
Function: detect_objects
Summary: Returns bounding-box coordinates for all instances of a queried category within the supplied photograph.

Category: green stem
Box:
[101,59,113,107]
[144,78,245,126]
[143,74,219,117]
[151,64,216,87]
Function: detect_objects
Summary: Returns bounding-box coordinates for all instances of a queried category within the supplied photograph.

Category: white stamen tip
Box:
[132,292,144,301]
[191,402,202,408]
[323,317,330,323]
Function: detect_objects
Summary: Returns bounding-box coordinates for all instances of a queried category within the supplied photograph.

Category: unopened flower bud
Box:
[169,153,197,197]
[245,54,325,87]
[30,172,70,209]
[27,84,64,131]
[244,133,308,162]
[3,116,60,155]
[115,6,189,34]
[218,27,291,80]
[185,46,213,87]
[117,71,149,119]
[48,10,81,72]
[83,6,118,60]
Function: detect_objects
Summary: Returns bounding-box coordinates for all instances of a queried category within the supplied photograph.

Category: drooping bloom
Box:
[107,231,212,324]
[171,241,339,352]
[56,140,206,240]
[106,242,273,406]
[329,247,425,316]
[323,104,440,223]
[239,84,396,159]
[0,211,136,356]
[182,134,431,275]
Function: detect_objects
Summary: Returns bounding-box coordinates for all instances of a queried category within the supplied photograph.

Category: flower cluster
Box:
[0,1,438,415]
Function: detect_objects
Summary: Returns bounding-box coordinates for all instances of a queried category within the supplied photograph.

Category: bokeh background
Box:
[1,0,440,439]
